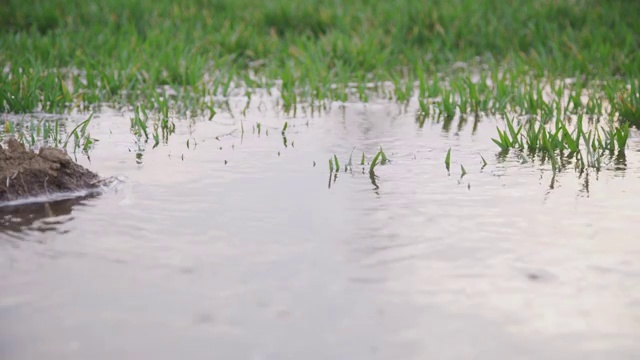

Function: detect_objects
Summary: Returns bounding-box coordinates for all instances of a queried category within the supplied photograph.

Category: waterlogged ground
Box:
[1,97,640,359]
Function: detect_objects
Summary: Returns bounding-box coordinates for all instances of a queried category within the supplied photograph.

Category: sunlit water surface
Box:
[2,98,639,359]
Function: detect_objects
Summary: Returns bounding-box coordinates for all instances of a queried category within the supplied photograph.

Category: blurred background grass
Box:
[1,0,638,113]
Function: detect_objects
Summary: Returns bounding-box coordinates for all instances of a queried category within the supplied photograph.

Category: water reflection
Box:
[0,195,93,235]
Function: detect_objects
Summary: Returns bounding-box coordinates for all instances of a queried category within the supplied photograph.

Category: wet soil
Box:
[0,138,102,203]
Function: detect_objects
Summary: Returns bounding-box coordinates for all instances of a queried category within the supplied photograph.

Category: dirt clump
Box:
[0,138,102,203]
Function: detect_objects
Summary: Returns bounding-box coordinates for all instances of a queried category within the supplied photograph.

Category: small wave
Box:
[0,175,127,208]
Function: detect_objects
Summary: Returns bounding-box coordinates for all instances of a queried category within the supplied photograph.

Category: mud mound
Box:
[0,138,102,203]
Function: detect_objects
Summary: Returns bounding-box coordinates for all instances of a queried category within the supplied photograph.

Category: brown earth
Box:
[0,138,102,203]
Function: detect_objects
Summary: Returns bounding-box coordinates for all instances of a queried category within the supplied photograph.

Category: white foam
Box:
[0,175,126,208]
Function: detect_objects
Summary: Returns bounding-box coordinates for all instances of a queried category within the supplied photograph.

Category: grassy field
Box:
[1,0,638,118]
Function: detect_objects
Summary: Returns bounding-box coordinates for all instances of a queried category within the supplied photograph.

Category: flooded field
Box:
[1,97,640,359]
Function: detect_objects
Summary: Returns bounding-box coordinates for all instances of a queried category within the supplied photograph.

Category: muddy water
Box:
[1,98,640,360]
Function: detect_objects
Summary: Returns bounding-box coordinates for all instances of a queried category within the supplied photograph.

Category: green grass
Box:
[444,148,452,173]
[328,147,388,176]
[369,148,388,175]
[0,0,638,119]
[492,113,630,174]
[2,113,97,156]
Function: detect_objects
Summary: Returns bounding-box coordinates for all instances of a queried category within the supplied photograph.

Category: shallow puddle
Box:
[1,97,640,359]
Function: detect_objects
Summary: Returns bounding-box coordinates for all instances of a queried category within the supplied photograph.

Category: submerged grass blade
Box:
[369,150,382,174]
[63,113,94,149]
[347,146,355,169]
[379,147,388,165]
[479,153,488,168]
[615,122,630,152]
[445,148,451,172]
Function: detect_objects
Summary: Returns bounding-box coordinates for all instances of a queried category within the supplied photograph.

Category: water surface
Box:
[1,98,639,359]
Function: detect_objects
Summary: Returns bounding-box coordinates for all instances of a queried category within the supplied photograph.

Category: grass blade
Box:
[369,150,382,174]
[479,153,488,168]
[445,147,451,172]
